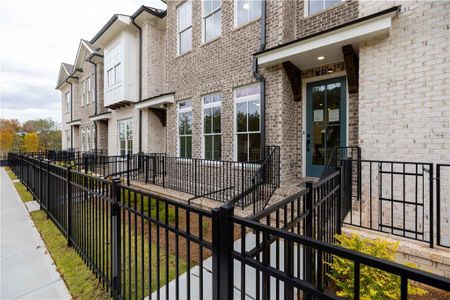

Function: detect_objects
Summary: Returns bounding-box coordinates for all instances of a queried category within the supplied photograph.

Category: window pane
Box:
[205,14,214,42]
[186,136,192,158]
[127,140,133,155]
[180,137,186,158]
[212,106,221,133]
[237,0,248,26]
[325,0,341,9]
[237,134,248,162]
[248,100,260,131]
[214,10,222,38]
[236,102,247,132]
[309,0,323,15]
[204,0,213,15]
[248,133,261,161]
[205,135,212,160]
[214,135,221,160]
[204,108,212,134]
[249,0,261,21]
[179,100,192,108]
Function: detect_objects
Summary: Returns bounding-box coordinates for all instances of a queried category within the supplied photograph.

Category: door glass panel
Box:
[327,82,341,124]
[312,85,326,165]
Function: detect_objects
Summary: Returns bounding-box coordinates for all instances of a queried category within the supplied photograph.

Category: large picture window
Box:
[203,94,221,160]
[306,0,342,15]
[177,1,192,55]
[235,84,261,162]
[203,0,221,43]
[118,119,133,156]
[106,44,122,87]
[235,0,261,27]
[178,100,193,158]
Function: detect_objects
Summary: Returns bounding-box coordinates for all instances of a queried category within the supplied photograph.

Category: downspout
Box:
[87,56,98,151]
[131,19,143,153]
[253,0,267,159]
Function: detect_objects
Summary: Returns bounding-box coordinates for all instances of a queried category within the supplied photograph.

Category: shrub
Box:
[326,234,427,300]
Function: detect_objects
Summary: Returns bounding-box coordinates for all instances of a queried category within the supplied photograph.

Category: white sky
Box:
[0,0,166,124]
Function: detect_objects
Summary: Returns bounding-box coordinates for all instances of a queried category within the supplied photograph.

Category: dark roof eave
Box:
[131,5,167,20]
[55,75,79,90]
[89,111,111,118]
[138,92,175,103]
[254,5,401,57]
[90,15,119,44]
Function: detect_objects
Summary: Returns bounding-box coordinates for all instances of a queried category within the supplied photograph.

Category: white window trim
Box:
[118,118,133,156]
[234,0,261,28]
[81,128,85,152]
[177,1,193,55]
[304,0,344,17]
[86,77,91,106]
[177,100,193,158]
[233,83,261,162]
[201,94,222,160]
[202,0,222,43]
[65,91,71,113]
[90,75,95,103]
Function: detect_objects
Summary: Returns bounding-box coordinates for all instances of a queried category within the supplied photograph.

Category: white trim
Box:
[256,12,395,67]
[135,94,175,110]
[177,99,193,158]
[301,71,348,177]
[90,112,111,122]
[233,83,261,162]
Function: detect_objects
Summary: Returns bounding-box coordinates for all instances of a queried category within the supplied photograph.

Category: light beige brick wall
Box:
[143,109,166,153]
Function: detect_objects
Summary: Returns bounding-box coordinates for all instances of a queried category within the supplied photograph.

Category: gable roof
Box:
[74,39,102,69]
[90,14,131,44]
[131,5,166,19]
[56,62,74,89]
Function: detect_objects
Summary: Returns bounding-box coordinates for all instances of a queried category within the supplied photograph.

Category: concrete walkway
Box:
[0,168,71,299]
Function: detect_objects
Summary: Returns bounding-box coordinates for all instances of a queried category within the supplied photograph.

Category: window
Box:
[90,76,95,103]
[235,0,261,27]
[92,125,96,150]
[203,94,221,160]
[118,119,133,156]
[81,128,85,152]
[86,77,91,105]
[178,100,192,158]
[203,0,221,42]
[235,84,261,162]
[65,91,71,113]
[306,0,341,15]
[177,1,192,55]
[65,129,71,148]
[87,127,91,151]
[106,44,122,87]
[81,81,86,106]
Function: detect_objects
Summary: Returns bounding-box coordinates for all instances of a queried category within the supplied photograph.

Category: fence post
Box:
[111,177,122,300]
[84,155,88,174]
[212,204,234,300]
[39,159,43,210]
[436,164,441,247]
[304,182,314,300]
[337,167,342,235]
[66,166,72,247]
[194,159,198,196]
[152,156,157,184]
[429,164,433,248]
[46,160,50,218]
[126,154,130,186]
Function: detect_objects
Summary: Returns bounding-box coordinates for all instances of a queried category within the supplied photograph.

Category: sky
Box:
[0,0,166,125]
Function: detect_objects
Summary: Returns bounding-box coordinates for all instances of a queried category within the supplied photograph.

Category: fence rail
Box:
[7,152,450,300]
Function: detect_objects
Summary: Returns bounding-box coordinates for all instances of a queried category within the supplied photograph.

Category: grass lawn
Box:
[30,210,111,300]
[5,167,17,180]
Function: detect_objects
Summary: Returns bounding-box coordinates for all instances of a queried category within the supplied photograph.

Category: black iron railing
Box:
[7,153,450,300]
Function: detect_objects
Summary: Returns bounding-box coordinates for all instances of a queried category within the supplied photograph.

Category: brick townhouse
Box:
[57,0,449,256]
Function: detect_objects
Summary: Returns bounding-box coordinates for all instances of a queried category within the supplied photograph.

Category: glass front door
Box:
[306,77,347,177]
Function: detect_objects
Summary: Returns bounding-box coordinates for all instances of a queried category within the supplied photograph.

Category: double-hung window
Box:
[86,77,91,105]
[177,1,192,55]
[203,94,221,160]
[65,129,71,148]
[81,128,85,152]
[118,119,133,156]
[91,125,96,150]
[235,0,261,27]
[81,81,86,106]
[235,84,261,162]
[178,100,193,158]
[65,91,71,113]
[106,44,121,87]
[90,76,95,103]
[306,0,342,16]
[203,0,221,43]
[87,127,91,151]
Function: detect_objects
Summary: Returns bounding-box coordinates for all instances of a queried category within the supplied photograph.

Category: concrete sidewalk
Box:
[0,168,71,299]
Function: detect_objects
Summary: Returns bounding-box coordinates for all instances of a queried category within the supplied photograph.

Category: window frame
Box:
[304,0,343,17]
[65,129,71,148]
[202,0,222,43]
[177,1,193,55]
[234,0,262,28]
[177,100,193,159]
[81,128,85,152]
[81,81,86,106]
[65,91,71,113]
[234,83,261,162]
[86,77,91,105]
[118,118,133,156]
[202,93,222,161]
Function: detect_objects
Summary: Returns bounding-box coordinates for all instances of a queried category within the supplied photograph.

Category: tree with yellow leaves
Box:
[22,133,39,152]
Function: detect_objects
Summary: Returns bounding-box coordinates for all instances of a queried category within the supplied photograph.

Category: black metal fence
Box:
[7,153,450,299]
